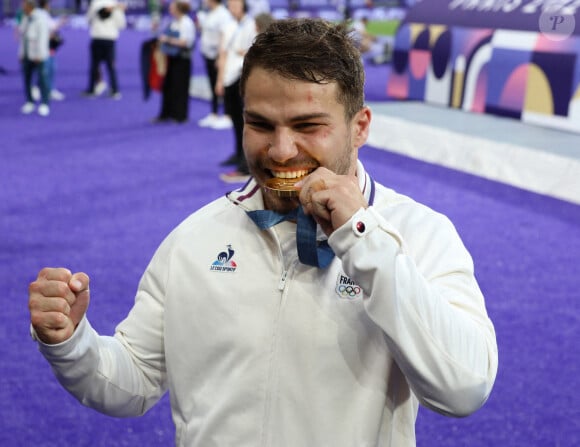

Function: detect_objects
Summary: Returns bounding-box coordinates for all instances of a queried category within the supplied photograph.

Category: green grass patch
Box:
[366,20,401,36]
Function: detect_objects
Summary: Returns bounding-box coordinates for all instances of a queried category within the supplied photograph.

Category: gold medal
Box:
[264,177,301,198]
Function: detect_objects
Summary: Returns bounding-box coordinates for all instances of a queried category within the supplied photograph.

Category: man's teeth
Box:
[272,170,310,179]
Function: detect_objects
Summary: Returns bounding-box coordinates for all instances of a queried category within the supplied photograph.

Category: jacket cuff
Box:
[32,317,91,359]
[329,206,404,257]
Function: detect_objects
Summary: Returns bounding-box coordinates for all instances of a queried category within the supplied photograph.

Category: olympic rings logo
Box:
[337,284,361,297]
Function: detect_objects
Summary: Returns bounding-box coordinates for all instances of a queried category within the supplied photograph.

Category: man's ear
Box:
[352,106,372,148]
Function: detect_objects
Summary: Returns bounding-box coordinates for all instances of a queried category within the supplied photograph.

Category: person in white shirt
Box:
[31,0,67,102]
[197,0,234,130]
[18,0,51,116]
[83,0,126,99]
[28,18,498,447]
[152,0,195,123]
[215,0,256,182]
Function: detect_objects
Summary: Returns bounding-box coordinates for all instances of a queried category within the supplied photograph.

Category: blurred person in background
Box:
[18,0,51,116]
[83,0,126,99]
[350,15,376,54]
[148,0,163,32]
[151,0,196,123]
[217,11,273,180]
[215,0,256,182]
[31,0,66,102]
[196,0,234,130]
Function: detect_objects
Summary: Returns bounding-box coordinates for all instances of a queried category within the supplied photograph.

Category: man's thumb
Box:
[69,273,90,327]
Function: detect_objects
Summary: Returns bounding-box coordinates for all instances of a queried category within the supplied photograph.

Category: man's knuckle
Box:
[30,311,45,327]
[28,281,39,294]
[58,300,70,314]
[55,281,70,297]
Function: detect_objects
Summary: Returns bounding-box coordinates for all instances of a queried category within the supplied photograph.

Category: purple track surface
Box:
[1,24,579,446]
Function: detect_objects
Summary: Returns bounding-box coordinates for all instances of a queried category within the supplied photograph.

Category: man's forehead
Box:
[246,68,338,97]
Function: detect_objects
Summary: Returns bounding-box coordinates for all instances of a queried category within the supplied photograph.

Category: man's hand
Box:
[28,268,90,345]
[296,167,368,236]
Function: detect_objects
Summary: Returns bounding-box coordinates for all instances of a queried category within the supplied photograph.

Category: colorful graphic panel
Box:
[387,1,580,133]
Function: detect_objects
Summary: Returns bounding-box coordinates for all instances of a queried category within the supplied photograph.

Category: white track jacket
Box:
[18,8,51,61]
[37,161,498,446]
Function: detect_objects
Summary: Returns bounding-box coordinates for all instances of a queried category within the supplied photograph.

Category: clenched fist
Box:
[296,167,368,237]
[28,268,90,345]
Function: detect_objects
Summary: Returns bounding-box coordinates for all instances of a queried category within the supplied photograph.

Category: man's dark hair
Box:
[240,18,365,120]
[254,12,274,34]
[98,7,112,19]
[175,0,191,14]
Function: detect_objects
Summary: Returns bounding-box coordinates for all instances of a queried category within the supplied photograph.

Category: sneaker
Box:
[219,170,250,183]
[95,80,108,96]
[211,115,233,130]
[198,113,218,127]
[51,89,65,101]
[109,92,122,100]
[21,102,35,114]
[38,104,50,117]
[82,90,97,98]
[31,86,40,101]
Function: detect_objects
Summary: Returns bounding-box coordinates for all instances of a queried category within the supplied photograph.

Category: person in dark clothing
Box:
[83,0,127,98]
[217,8,273,183]
[215,0,255,182]
[152,0,196,123]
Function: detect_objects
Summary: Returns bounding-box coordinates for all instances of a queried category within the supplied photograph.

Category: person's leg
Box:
[38,60,50,105]
[35,60,50,115]
[87,40,99,93]
[204,55,219,115]
[103,40,119,94]
[224,79,247,173]
[173,56,191,122]
[198,55,221,127]
[48,54,65,100]
[32,57,44,101]
[45,55,54,93]
[22,59,34,103]
[157,57,175,120]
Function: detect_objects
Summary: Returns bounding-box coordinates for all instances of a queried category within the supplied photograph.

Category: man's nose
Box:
[268,129,298,163]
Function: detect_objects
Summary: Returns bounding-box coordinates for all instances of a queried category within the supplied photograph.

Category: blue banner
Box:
[405,0,579,35]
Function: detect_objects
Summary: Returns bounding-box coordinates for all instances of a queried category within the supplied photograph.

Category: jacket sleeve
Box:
[25,13,50,61]
[35,234,174,417]
[113,8,127,31]
[85,2,96,23]
[37,14,51,61]
[18,18,26,59]
[328,205,498,417]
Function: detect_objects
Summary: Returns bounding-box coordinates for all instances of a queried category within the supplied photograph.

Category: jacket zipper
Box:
[278,269,288,291]
[269,227,291,293]
[260,227,296,444]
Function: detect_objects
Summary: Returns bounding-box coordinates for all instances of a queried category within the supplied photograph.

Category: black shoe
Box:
[219,154,240,166]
